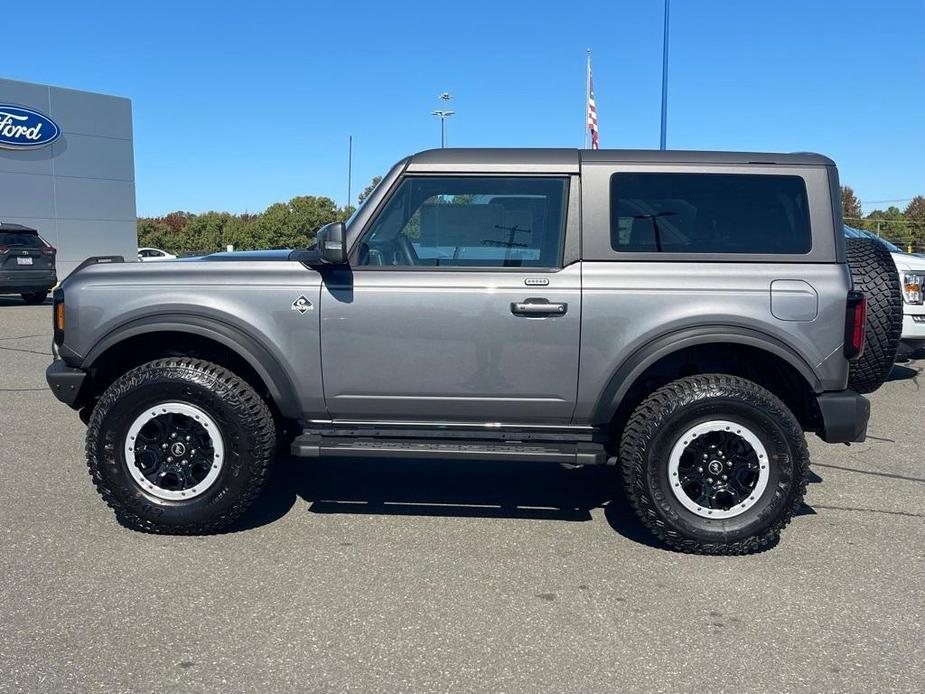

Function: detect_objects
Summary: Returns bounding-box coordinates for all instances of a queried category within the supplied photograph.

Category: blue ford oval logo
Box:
[0,105,61,150]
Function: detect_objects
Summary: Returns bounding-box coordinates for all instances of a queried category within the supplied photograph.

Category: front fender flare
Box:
[590,325,822,426]
[80,314,302,419]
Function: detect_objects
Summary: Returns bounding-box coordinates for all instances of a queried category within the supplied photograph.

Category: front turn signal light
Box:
[53,292,65,347]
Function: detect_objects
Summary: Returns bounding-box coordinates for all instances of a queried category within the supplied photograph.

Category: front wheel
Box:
[86,358,276,533]
[619,374,809,555]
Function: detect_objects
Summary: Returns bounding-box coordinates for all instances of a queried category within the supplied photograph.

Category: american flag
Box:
[587,68,599,149]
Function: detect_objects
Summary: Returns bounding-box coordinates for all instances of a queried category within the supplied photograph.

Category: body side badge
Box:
[291,296,313,314]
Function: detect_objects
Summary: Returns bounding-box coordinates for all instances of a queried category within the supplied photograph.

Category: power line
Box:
[862,198,915,205]
[845,217,922,226]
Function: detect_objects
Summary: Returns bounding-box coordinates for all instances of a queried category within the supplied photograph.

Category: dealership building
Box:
[0,77,137,277]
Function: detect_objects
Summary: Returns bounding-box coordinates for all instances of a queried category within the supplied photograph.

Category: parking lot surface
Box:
[1,297,923,693]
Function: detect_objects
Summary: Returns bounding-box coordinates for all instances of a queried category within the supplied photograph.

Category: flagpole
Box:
[584,49,591,149]
[659,0,670,150]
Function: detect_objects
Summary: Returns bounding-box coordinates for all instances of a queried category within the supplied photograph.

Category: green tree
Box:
[903,196,925,249]
[867,206,911,246]
[841,186,862,223]
[138,193,361,255]
[358,176,382,205]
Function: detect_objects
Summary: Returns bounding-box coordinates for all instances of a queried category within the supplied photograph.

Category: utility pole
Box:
[660,0,671,150]
[346,135,353,209]
[432,92,455,148]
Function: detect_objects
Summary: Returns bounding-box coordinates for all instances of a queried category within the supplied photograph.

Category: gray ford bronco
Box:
[46,149,900,554]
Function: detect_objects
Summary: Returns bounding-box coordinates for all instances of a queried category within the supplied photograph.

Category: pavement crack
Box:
[0,345,51,356]
[813,504,925,519]
[813,462,925,484]
[0,334,45,341]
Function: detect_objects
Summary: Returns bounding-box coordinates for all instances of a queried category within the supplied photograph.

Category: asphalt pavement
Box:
[1,296,922,693]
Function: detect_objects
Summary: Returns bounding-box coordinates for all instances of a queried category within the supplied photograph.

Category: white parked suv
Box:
[845,227,925,350]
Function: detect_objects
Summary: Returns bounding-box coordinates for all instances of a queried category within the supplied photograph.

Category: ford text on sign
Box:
[0,105,61,149]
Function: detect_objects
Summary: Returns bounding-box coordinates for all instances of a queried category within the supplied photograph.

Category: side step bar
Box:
[291,434,607,466]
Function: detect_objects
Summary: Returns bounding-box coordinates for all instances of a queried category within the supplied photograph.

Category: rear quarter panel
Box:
[575,160,851,424]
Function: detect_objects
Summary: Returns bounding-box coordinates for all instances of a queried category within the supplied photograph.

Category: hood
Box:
[180,249,295,262]
[890,251,925,273]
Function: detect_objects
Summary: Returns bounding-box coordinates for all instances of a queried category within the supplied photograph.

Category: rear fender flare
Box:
[590,325,822,426]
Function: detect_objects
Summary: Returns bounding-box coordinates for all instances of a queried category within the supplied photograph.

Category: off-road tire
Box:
[86,358,276,534]
[21,291,48,305]
[845,238,902,393]
[620,374,809,555]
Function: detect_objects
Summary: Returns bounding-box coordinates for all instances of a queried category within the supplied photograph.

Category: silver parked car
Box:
[46,149,898,554]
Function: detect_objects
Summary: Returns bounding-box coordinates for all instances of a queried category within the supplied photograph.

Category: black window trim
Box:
[348,173,572,272]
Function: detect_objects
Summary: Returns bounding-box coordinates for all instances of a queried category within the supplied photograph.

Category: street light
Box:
[433,92,455,148]
[432,110,455,148]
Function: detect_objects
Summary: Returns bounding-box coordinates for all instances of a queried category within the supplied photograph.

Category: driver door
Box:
[319,174,581,424]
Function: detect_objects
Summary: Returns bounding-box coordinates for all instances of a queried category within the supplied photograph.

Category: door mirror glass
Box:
[316,222,347,265]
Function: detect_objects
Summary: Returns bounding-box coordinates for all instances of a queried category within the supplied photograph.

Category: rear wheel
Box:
[620,374,808,555]
[21,291,48,304]
[86,357,276,533]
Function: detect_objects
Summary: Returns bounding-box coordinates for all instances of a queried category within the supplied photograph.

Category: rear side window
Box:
[0,232,44,248]
[610,173,812,254]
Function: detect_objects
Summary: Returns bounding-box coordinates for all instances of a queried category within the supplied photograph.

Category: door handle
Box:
[511,299,568,317]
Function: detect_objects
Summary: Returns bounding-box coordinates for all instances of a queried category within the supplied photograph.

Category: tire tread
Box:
[619,374,809,555]
[85,357,276,534]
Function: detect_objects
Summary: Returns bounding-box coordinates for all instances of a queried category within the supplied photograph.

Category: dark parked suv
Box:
[0,222,57,304]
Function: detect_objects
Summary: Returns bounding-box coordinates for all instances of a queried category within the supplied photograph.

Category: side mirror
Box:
[315,222,348,265]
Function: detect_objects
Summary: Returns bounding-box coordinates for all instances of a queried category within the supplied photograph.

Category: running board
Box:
[291,434,607,466]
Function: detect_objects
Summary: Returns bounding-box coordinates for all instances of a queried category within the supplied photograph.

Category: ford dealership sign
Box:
[0,105,61,150]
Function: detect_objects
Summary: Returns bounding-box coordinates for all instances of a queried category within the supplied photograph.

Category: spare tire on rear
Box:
[845,238,902,393]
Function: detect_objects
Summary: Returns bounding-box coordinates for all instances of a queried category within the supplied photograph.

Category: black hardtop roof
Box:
[407,148,834,170]
[0,222,39,233]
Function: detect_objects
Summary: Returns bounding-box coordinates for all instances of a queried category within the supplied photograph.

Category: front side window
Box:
[610,173,812,254]
[356,176,568,268]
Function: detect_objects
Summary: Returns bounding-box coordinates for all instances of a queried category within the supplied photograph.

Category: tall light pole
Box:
[433,92,455,148]
[659,0,671,150]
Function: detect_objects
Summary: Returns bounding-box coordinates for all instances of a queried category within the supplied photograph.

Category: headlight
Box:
[902,273,924,305]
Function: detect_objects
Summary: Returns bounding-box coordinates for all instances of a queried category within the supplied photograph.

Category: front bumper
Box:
[901,311,925,345]
[816,390,870,443]
[46,359,87,407]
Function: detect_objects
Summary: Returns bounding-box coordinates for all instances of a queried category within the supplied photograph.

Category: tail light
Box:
[844,290,867,360]
[0,245,7,254]
[42,246,57,256]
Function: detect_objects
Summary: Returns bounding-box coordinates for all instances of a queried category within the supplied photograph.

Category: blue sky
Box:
[4,0,923,216]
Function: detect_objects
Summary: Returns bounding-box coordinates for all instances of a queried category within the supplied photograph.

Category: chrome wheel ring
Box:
[124,402,225,501]
[667,420,770,520]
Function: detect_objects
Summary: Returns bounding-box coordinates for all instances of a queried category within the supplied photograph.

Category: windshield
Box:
[844,225,903,254]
